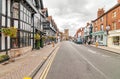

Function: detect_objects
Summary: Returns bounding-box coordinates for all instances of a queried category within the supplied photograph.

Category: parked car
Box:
[75,38,83,44]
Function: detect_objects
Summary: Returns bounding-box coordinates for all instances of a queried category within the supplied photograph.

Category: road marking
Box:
[39,47,59,79]
[88,49,110,58]
[102,55,110,57]
[71,46,110,79]
[88,49,97,54]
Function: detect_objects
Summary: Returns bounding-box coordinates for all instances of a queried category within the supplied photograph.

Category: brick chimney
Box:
[118,0,120,3]
[97,8,105,18]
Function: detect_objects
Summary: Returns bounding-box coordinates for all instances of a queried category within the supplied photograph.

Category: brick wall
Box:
[93,4,120,32]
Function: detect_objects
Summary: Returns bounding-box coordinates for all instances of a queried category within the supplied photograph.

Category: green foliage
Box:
[1,27,17,38]
[35,40,40,49]
[9,27,17,38]
[2,28,11,36]
[34,33,40,40]
[0,55,9,62]
[42,36,47,41]
[48,36,56,41]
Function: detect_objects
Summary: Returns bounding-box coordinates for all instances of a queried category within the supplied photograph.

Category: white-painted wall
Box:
[8,0,11,17]
[2,16,5,26]
[1,34,5,50]
[7,36,10,49]
[2,0,6,15]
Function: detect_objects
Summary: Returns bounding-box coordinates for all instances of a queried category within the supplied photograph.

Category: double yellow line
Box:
[39,47,59,79]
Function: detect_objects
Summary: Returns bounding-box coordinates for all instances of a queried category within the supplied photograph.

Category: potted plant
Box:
[0,54,10,63]
[9,27,17,38]
[2,28,11,36]
[34,33,40,49]
[34,33,40,40]
[1,27,17,37]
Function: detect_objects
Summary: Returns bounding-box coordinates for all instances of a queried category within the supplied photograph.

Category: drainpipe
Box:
[106,13,108,46]
[5,0,8,54]
[32,14,35,50]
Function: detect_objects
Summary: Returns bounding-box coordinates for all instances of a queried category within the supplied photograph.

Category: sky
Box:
[43,0,117,36]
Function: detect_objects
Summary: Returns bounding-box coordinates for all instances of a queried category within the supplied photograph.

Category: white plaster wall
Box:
[1,34,5,50]
[7,19,10,27]
[20,22,22,29]
[2,0,6,15]
[7,36,10,49]
[8,0,11,17]
[2,16,5,26]
[14,20,18,28]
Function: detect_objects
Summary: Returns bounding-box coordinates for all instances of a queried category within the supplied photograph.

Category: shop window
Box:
[95,27,97,32]
[113,36,119,46]
[100,35,103,41]
[11,38,18,48]
[100,25,104,31]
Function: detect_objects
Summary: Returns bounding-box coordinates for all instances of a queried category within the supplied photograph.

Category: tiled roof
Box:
[47,16,52,22]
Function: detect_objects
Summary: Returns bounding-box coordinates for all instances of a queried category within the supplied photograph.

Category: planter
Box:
[0,55,10,63]
[35,40,40,49]
[34,33,40,40]
[1,27,17,37]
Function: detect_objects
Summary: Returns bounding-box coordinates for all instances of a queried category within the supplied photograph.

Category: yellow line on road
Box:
[39,47,59,79]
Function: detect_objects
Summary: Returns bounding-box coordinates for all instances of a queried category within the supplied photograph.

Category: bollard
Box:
[52,41,55,47]
[23,77,31,79]
[96,42,98,47]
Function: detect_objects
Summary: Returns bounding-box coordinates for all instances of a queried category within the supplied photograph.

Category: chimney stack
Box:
[97,8,105,18]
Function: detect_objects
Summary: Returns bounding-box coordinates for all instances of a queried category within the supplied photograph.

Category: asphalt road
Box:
[46,41,120,79]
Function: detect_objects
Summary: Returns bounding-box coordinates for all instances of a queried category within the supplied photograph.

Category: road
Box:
[45,41,120,79]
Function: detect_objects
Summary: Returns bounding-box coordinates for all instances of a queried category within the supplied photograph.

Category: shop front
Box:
[108,30,120,49]
[92,31,107,46]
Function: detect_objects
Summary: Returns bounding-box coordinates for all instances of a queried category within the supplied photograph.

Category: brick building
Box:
[92,0,120,49]
[92,8,107,46]
[107,0,120,49]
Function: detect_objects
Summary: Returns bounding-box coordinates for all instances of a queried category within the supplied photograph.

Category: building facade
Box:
[107,1,120,49]
[0,0,46,54]
[92,8,107,46]
[84,23,93,44]
[92,0,120,49]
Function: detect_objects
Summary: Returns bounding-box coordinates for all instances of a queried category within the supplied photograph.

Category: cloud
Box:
[43,0,117,36]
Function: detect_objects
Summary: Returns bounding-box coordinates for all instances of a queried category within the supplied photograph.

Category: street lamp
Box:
[106,25,110,47]
[106,25,110,35]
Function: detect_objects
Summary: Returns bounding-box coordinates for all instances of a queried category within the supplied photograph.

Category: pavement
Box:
[0,43,60,79]
[45,41,120,79]
[90,44,120,54]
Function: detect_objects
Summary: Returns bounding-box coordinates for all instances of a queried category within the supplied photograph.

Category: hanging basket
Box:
[34,33,40,40]
[1,27,17,37]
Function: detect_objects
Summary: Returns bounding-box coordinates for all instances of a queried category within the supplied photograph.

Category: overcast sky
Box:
[43,0,117,36]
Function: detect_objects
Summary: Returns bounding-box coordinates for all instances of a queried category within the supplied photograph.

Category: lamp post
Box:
[106,25,110,35]
[106,25,110,46]
[88,24,93,44]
